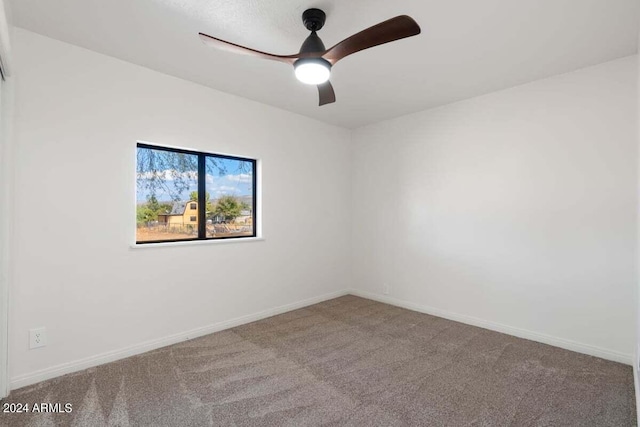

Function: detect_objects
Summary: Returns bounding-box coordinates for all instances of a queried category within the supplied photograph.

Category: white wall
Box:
[0,69,14,399]
[352,56,638,362]
[635,27,640,418]
[0,0,14,398]
[9,28,352,387]
[0,74,6,398]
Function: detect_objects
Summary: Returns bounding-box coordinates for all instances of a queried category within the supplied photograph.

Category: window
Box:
[136,143,257,244]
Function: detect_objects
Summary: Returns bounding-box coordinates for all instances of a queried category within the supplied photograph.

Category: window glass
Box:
[136,143,256,244]
[205,156,255,238]
[136,146,198,243]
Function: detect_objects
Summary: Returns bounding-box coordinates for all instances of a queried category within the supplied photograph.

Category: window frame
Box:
[136,142,258,244]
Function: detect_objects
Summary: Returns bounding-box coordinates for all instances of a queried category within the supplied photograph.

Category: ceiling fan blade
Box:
[318,81,336,106]
[198,33,299,65]
[322,15,420,65]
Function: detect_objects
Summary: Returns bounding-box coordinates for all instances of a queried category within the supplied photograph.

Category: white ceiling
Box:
[9,0,639,128]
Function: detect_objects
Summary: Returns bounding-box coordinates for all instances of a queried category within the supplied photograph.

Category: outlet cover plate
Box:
[29,328,46,349]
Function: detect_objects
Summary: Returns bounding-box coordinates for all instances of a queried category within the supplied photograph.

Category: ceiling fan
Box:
[199,9,421,106]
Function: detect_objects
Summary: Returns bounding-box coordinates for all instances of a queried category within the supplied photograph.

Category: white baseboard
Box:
[349,289,633,366]
[9,289,349,390]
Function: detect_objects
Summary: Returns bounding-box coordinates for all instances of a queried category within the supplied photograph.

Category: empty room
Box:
[0,0,639,426]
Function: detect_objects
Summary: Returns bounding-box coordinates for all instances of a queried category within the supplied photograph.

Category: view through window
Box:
[136,143,256,243]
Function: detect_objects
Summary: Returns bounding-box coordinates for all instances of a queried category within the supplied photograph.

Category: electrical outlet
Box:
[382,283,391,295]
[29,328,46,349]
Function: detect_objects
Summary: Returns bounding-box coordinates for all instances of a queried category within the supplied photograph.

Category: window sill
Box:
[130,237,265,249]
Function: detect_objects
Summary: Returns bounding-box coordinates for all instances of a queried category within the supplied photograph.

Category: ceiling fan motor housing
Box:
[299,32,326,54]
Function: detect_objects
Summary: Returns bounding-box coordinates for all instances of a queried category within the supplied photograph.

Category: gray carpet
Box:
[1,295,636,426]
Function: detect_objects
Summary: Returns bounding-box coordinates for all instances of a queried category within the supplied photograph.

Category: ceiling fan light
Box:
[294,58,331,85]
